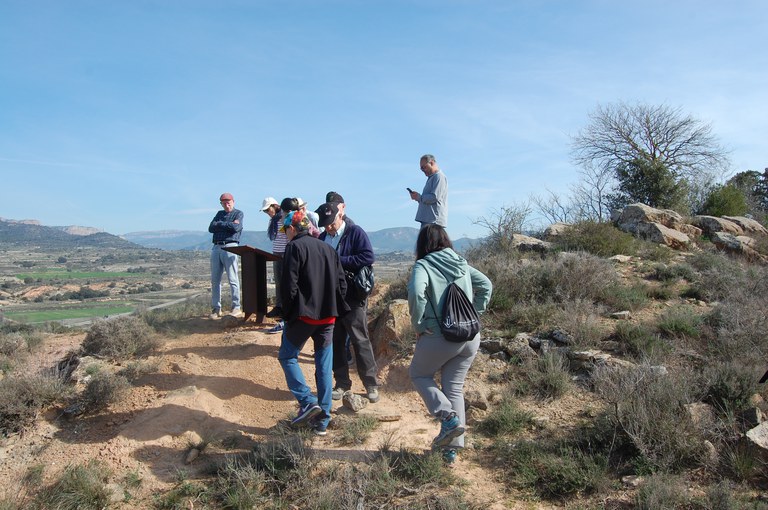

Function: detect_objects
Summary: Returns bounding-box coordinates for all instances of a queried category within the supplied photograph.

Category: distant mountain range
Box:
[0,219,140,249]
[122,227,479,254]
[0,218,480,254]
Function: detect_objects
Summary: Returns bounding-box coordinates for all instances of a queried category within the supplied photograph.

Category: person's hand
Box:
[409,190,420,202]
[234,219,240,224]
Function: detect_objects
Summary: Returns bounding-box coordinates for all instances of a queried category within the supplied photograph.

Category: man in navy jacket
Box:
[316,200,381,403]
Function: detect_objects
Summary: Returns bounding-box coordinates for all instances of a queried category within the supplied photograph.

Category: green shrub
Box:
[635,473,689,509]
[703,363,756,414]
[82,315,161,360]
[613,322,670,360]
[36,460,112,510]
[81,372,130,413]
[550,299,609,347]
[493,439,609,499]
[593,365,705,472]
[699,184,749,217]
[552,221,639,257]
[514,352,572,400]
[335,414,379,446]
[385,448,451,486]
[657,306,704,339]
[476,399,533,436]
[0,374,69,435]
[652,262,697,282]
[598,282,649,312]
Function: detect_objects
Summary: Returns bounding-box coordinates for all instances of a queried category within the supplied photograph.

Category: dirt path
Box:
[0,316,520,508]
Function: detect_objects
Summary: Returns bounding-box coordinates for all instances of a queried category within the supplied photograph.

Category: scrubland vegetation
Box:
[1,219,766,509]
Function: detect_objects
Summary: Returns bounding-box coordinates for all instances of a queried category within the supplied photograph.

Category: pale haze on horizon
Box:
[1,1,766,240]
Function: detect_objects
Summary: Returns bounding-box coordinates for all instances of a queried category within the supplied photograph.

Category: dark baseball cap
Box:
[315,202,339,228]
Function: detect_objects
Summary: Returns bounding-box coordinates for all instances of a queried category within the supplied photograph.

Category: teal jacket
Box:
[407,248,492,335]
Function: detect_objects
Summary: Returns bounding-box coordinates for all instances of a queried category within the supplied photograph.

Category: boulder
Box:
[692,215,744,236]
[635,222,691,250]
[503,334,538,361]
[723,216,768,235]
[710,232,766,262]
[616,203,685,232]
[511,234,552,252]
[746,422,768,452]
[370,299,411,360]
[543,222,571,240]
[342,391,368,412]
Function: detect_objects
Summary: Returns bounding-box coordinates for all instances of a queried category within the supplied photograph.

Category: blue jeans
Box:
[409,331,480,448]
[278,320,334,428]
[211,244,241,310]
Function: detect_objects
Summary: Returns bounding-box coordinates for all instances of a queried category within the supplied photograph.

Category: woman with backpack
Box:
[407,224,492,464]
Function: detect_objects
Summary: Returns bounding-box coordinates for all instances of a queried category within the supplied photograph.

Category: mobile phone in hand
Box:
[407,187,414,193]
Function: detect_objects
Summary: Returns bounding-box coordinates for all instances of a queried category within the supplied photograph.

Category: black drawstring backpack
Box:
[426,261,481,342]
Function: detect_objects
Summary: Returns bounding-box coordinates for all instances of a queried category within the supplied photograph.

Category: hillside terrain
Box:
[1,208,768,509]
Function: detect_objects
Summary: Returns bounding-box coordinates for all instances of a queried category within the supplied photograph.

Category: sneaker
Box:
[441,448,458,464]
[311,422,328,436]
[266,307,283,318]
[366,387,380,403]
[331,387,347,401]
[291,403,321,426]
[433,413,465,447]
[267,321,284,334]
[230,307,242,317]
[209,308,221,319]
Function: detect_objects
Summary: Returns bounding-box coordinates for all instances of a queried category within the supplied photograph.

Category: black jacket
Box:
[280,231,349,324]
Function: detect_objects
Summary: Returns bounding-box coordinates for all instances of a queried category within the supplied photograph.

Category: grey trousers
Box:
[332,301,379,390]
[409,331,480,448]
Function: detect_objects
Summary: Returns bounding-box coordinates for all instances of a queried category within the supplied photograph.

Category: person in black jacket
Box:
[316,200,381,403]
[278,210,349,435]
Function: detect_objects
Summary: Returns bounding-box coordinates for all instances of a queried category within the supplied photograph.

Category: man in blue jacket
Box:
[208,192,243,318]
[316,200,381,403]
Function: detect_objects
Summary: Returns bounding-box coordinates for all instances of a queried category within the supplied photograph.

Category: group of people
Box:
[207,154,491,464]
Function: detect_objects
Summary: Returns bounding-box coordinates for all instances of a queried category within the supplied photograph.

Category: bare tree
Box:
[571,102,730,212]
[532,189,575,224]
[472,202,532,249]
[571,162,615,221]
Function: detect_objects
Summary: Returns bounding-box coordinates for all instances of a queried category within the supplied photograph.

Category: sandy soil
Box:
[1,314,550,509]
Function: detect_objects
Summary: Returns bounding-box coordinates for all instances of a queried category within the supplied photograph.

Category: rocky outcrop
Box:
[710,232,767,262]
[511,234,552,252]
[691,215,744,236]
[543,223,570,240]
[723,216,768,235]
[635,222,692,250]
[612,203,766,260]
[616,203,685,231]
[370,299,411,360]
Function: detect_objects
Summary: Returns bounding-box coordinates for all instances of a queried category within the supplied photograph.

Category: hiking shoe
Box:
[433,413,465,447]
[230,307,242,317]
[209,308,221,319]
[442,448,458,464]
[266,307,283,318]
[331,387,347,401]
[267,321,284,334]
[366,387,380,403]
[311,422,328,436]
[291,403,321,426]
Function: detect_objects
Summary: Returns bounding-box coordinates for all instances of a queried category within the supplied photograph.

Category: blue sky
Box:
[1,1,766,239]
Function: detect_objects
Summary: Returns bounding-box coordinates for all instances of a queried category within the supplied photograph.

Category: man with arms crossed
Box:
[208,192,243,318]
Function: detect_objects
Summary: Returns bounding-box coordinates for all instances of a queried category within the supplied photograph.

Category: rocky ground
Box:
[0,301,620,509]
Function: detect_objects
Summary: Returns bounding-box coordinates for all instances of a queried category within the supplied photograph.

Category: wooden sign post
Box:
[223,245,279,322]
